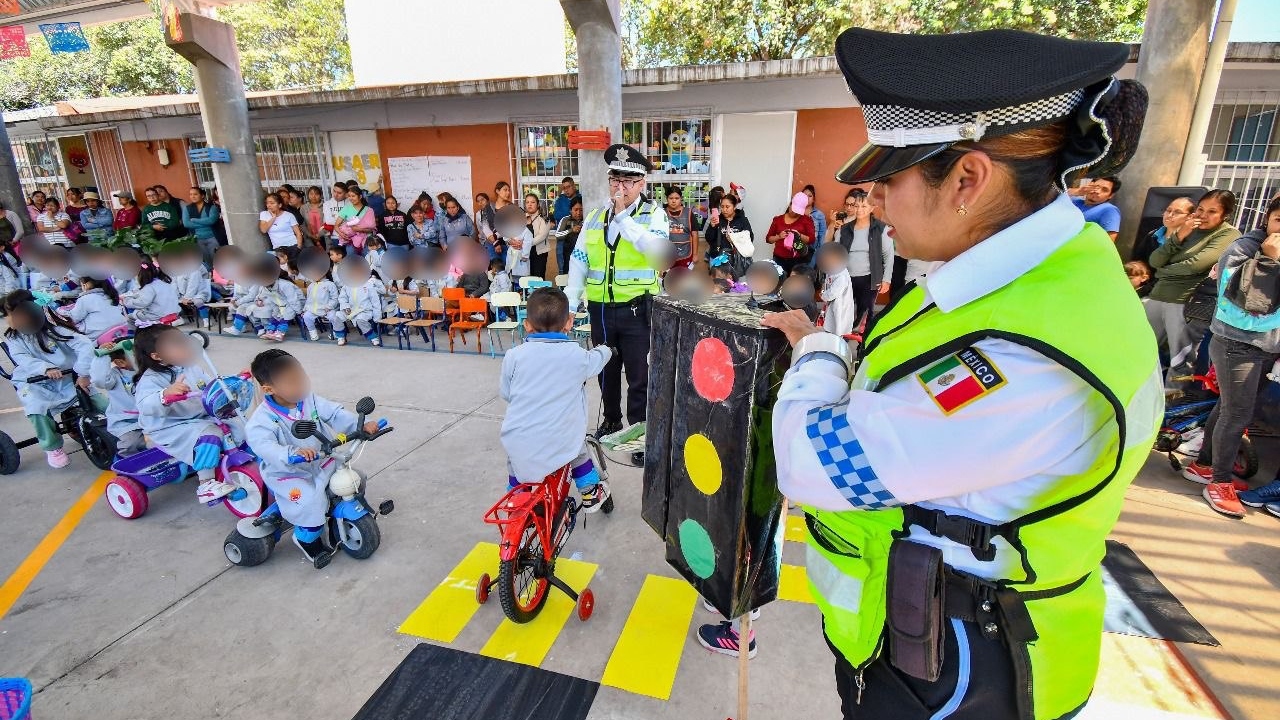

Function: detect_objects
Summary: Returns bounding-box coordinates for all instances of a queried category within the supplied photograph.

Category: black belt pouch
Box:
[887,540,946,681]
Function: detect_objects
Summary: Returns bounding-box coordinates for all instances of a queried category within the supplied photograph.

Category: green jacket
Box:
[1148,223,1240,304]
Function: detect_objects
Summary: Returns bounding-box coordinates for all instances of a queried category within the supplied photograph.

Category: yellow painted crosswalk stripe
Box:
[785,513,806,543]
[479,556,598,667]
[398,541,498,643]
[778,563,814,604]
[601,575,699,700]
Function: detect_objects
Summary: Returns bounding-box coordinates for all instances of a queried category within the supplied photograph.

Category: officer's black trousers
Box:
[831,618,1035,720]
[588,298,650,426]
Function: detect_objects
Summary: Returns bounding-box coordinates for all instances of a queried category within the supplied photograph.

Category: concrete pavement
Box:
[0,333,1275,719]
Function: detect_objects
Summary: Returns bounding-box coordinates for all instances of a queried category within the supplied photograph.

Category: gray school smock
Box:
[124,280,181,325]
[135,364,244,467]
[499,335,612,482]
[90,354,140,438]
[8,331,95,416]
[173,268,212,305]
[339,279,383,322]
[304,279,339,316]
[68,288,129,340]
[244,393,359,527]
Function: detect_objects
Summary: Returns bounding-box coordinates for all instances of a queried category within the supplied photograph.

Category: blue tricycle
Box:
[223,396,394,569]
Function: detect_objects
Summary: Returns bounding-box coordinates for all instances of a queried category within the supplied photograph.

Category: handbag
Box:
[1182,275,1218,325]
[1225,255,1280,316]
[727,228,755,259]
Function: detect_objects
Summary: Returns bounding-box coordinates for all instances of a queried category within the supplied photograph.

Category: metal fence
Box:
[1201,91,1280,229]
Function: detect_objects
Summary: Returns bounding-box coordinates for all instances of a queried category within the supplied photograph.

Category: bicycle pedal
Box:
[313,550,334,570]
[379,499,394,515]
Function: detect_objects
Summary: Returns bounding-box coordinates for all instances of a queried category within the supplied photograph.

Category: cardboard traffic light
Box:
[644,294,790,618]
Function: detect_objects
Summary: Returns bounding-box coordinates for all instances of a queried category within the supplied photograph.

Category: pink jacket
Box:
[336,206,376,251]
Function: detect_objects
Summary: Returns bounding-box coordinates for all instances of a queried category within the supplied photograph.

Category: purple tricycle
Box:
[103,444,267,520]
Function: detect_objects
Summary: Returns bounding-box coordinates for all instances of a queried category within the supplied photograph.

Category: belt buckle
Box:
[932,512,996,563]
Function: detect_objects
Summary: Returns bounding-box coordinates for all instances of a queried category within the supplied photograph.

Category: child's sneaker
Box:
[292,533,336,569]
[308,329,320,341]
[200,317,211,330]
[336,336,348,346]
[370,337,382,347]
[223,324,243,336]
[45,448,70,468]
[1180,461,1248,490]
[1176,428,1204,455]
[257,327,268,337]
[196,478,236,503]
[697,621,756,659]
[172,316,186,327]
[702,598,761,620]
[1265,502,1280,519]
[580,482,610,513]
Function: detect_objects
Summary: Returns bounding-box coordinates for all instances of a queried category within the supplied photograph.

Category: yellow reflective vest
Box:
[805,223,1160,720]
[582,202,661,303]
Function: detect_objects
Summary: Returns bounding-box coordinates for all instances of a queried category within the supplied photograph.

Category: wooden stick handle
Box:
[737,612,752,720]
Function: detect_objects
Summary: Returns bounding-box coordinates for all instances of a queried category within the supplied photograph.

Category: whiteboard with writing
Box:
[386,155,473,216]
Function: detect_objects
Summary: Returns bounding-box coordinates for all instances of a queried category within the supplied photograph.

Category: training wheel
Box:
[577,587,595,621]
[476,573,491,605]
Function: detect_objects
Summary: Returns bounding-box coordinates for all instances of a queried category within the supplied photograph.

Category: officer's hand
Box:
[761,309,820,347]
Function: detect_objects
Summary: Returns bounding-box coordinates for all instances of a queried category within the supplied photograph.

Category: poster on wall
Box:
[328,129,382,189]
[57,135,97,188]
[387,156,473,216]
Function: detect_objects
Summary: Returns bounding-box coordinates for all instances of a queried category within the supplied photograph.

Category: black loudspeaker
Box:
[1132,186,1207,261]
[644,294,789,618]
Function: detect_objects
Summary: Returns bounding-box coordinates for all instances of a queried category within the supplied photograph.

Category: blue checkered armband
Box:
[805,402,901,509]
[572,248,589,264]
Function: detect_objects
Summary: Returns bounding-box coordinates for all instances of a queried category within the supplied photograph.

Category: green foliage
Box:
[622,0,1147,66]
[0,0,352,112]
[99,225,196,257]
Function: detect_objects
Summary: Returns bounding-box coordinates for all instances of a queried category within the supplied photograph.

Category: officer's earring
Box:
[955,203,968,216]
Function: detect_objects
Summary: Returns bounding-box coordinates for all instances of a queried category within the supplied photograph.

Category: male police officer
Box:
[565,144,671,464]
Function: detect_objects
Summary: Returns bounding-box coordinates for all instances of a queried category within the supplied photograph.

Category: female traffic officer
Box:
[761,27,1164,720]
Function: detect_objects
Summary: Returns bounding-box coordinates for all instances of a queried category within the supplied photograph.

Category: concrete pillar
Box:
[1179,0,1238,184]
[164,12,265,251]
[0,116,35,240]
[562,0,622,211]
[1116,0,1215,257]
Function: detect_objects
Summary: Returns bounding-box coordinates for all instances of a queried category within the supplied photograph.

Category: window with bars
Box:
[1203,92,1280,229]
[9,137,67,198]
[514,114,714,216]
[188,131,329,191]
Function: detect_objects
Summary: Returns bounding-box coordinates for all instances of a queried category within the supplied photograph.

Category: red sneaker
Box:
[1203,482,1246,518]
[1181,461,1214,484]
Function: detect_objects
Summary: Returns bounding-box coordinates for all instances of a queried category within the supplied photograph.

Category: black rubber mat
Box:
[351,643,599,720]
[1102,540,1218,646]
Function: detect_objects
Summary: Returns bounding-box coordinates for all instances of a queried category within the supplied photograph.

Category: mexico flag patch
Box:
[916,347,1007,415]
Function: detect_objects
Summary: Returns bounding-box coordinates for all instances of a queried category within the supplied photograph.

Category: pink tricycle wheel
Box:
[221,463,268,518]
[105,476,149,519]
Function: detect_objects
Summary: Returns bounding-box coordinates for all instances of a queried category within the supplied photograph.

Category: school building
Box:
[5,42,1280,230]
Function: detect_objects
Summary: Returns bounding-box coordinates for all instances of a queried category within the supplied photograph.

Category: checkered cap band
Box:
[608,161,648,174]
[862,88,1086,147]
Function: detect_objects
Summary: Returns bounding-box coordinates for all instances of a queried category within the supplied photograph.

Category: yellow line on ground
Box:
[398,541,498,643]
[778,563,814,604]
[0,471,111,621]
[601,575,698,700]
[785,514,806,543]
[479,557,598,667]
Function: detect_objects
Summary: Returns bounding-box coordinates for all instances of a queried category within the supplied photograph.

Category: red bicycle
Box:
[476,435,613,623]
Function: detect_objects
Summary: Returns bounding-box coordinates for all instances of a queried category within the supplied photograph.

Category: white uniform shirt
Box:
[775,194,1164,578]
[565,195,671,304]
[820,267,857,337]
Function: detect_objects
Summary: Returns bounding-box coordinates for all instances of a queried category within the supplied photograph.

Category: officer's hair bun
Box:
[1090,79,1149,179]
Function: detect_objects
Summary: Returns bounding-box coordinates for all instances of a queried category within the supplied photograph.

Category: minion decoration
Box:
[664,128,694,172]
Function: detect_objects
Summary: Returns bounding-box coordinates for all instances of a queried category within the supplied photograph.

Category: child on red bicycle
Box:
[500,287,613,510]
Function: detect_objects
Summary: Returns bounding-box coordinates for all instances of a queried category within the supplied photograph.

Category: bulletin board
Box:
[387,155,473,215]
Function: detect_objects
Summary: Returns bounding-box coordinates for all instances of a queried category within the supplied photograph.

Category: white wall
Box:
[716,112,796,257]
[344,0,566,87]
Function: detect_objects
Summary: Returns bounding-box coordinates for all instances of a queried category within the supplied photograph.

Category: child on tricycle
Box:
[243,348,382,563]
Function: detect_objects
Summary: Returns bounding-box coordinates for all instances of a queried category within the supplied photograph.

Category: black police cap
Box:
[604,143,653,175]
[834,27,1131,185]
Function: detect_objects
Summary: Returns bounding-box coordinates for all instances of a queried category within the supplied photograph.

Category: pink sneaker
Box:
[46,449,70,468]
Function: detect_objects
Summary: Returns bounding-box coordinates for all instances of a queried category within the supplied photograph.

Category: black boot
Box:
[596,420,623,439]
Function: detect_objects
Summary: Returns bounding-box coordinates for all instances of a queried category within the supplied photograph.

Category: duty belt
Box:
[943,566,1089,642]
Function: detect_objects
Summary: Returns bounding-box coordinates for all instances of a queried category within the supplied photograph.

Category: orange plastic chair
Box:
[449,297,488,353]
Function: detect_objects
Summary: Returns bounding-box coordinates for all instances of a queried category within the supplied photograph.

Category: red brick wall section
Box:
[120,140,193,201]
[375,124,514,204]
[791,107,871,221]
